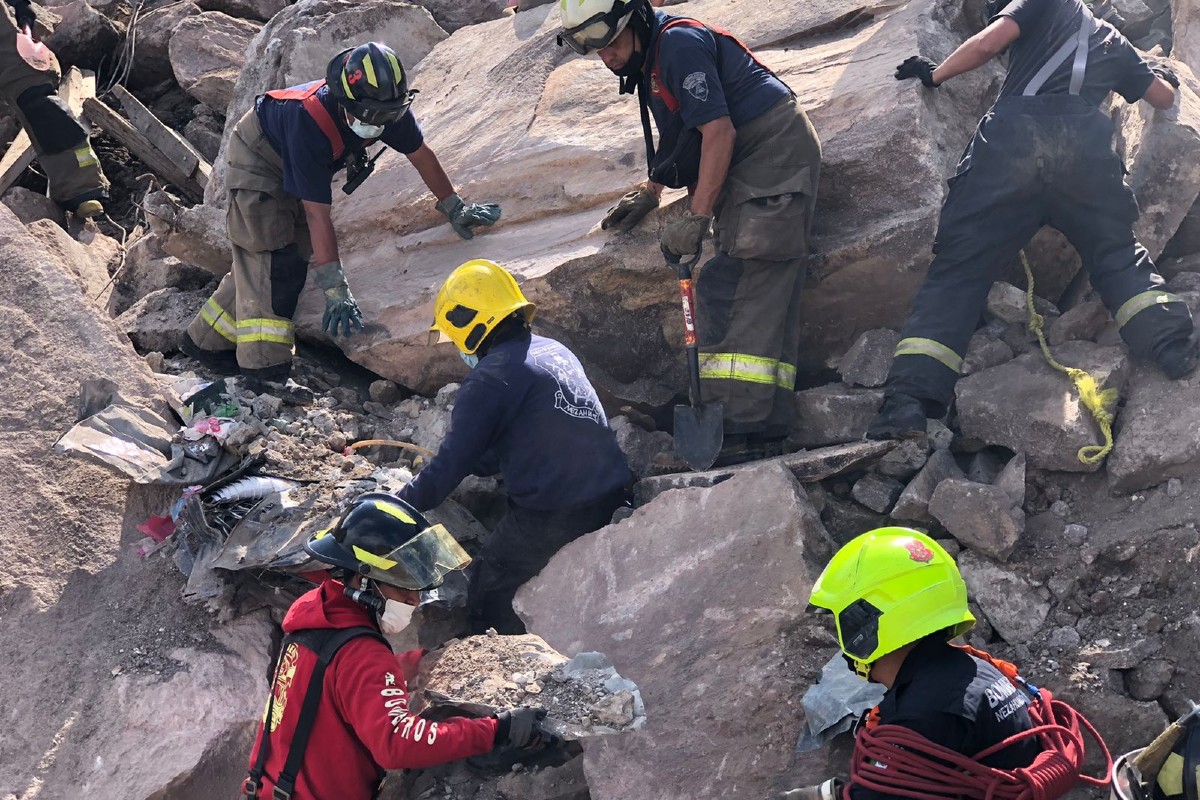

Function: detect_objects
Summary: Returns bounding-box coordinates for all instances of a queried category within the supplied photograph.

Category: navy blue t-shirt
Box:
[398,333,631,513]
[645,11,789,134]
[255,82,424,204]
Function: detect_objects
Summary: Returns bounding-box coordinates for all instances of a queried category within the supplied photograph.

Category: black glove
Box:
[895,55,941,88]
[1152,64,1180,89]
[493,707,559,750]
[12,0,36,30]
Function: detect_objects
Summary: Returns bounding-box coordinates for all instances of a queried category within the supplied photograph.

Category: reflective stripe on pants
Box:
[893,337,963,374]
[698,352,797,389]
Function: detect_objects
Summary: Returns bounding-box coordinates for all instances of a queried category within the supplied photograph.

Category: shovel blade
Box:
[673,402,725,471]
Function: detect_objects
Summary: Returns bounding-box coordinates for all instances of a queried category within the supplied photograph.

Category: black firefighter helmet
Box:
[325,42,416,126]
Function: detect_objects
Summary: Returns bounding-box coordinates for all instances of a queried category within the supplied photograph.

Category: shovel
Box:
[669,245,724,470]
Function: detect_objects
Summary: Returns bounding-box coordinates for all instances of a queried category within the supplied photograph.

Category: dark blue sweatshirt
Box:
[398,333,631,513]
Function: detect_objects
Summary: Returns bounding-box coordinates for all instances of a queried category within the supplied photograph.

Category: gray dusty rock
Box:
[851,473,904,514]
[962,334,1016,376]
[183,103,225,163]
[368,379,401,404]
[966,449,1005,484]
[1169,272,1200,293]
[1,186,63,227]
[170,12,264,111]
[1174,0,1200,107]
[130,1,203,88]
[993,451,1025,508]
[875,437,931,481]
[957,551,1050,644]
[144,191,233,276]
[516,463,834,800]
[1165,200,1200,259]
[1079,636,1162,670]
[838,329,899,388]
[1047,298,1111,346]
[1053,691,1168,769]
[1126,658,1175,701]
[929,479,1024,561]
[23,220,121,308]
[891,449,965,524]
[411,0,507,31]
[821,495,887,544]
[986,281,1059,325]
[956,342,1131,473]
[44,0,122,71]
[791,385,882,447]
[112,234,215,316]
[116,287,209,354]
[197,0,287,22]
[610,416,671,481]
[1109,366,1200,492]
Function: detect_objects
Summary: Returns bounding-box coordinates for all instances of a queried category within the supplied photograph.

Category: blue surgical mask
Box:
[460,351,479,369]
[348,116,385,140]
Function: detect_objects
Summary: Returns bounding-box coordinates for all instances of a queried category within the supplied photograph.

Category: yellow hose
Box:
[346,439,436,458]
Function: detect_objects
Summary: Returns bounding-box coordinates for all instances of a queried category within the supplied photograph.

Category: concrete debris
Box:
[183,103,226,163]
[929,479,1024,561]
[821,495,887,544]
[851,473,904,514]
[957,551,1050,644]
[986,281,1059,325]
[791,385,882,447]
[112,234,216,316]
[837,328,899,388]
[891,449,965,524]
[169,12,264,111]
[1047,297,1111,346]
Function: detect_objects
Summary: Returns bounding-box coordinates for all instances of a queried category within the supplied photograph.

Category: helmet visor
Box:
[363,523,472,590]
[559,11,624,55]
[347,91,417,126]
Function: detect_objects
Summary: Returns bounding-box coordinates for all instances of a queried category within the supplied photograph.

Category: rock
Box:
[23,219,121,308]
[966,449,1005,484]
[837,329,899,388]
[143,191,233,276]
[368,379,401,404]
[791,385,882,447]
[1063,524,1089,546]
[1047,297,1111,346]
[993,451,1025,508]
[130,1,204,88]
[111,234,215,316]
[875,437,930,481]
[929,479,1024,561]
[610,416,672,481]
[411,0,507,32]
[1169,271,1200,293]
[516,463,835,800]
[1108,366,1200,493]
[986,281,1059,325]
[851,473,904,514]
[183,103,226,163]
[957,551,1050,644]
[1045,626,1082,650]
[1125,658,1175,701]
[116,287,209,354]
[170,12,264,112]
[962,334,1016,375]
[891,449,965,524]
[493,757,589,800]
[44,0,123,71]
[956,342,1131,473]
[927,418,954,451]
[1164,199,1200,259]
[1,186,64,227]
[1079,636,1162,670]
[1172,0,1200,112]
[1054,691,1167,768]
[197,0,288,22]
[821,495,887,544]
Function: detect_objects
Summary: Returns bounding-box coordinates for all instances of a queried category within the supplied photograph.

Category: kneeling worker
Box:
[398,259,632,635]
[244,493,555,800]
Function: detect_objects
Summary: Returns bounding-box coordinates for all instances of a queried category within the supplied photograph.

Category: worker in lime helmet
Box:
[396,259,632,635]
[786,527,1041,800]
[183,41,501,400]
[245,493,556,800]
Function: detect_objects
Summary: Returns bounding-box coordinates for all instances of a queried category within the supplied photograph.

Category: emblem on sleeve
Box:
[683,71,709,102]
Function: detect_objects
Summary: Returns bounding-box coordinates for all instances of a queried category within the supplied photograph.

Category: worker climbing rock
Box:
[558,0,822,465]
[397,259,631,635]
[244,494,557,800]
[787,527,1110,800]
[183,42,501,399]
[0,0,109,217]
[866,0,1194,440]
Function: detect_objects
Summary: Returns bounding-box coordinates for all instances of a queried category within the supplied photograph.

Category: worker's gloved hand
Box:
[493,707,560,750]
[436,193,501,240]
[895,55,941,87]
[602,184,659,232]
[311,260,364,338]
[779,778,844,800]
[1152,64,1180,89]
[660,212,711,262]
[13,0,36,30]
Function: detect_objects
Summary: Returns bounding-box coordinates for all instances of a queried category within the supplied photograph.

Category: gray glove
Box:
[311,260,364,338]
[492,707,560,750]
[602,184,659,232]
[436,193,501,240]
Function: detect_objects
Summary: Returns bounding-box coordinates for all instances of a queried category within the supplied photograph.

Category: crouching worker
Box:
[244,493,557,800]
[785,527,1110,800]
[397,259,632,636]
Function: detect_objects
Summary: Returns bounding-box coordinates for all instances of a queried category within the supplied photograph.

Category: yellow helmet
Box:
[808,527,975,678]
[430,260,536,355]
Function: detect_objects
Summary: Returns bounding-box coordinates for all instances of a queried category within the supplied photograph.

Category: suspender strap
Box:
[638,79,658,167]
[244,638,289,799]
[1023,14,1091,96]
[263,79,346,161]
[1067,14,1090,95]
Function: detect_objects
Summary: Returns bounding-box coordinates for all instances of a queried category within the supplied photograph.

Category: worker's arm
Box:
[689,115,736,217]
[931,17,1022,84]
[405,143,455,204]
[1143,75,1177,109]
[302,200,339,266]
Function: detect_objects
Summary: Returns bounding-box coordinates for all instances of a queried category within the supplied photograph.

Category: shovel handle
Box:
[669,246,704,404]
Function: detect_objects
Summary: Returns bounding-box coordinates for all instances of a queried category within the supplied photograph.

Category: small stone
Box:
[310,410,336,435]
[144,351,165,373]
[987,281,1059,325]
[962,334,1015,376]
[875,438,931,480]
[1089,590,1113,614]
[328,432,347,452]
[1050,500,1071,519]
[1045,626,1081,650]
[1063,524,1088,546]
[926,419,954,451]
[1142,613,1166,634]
[1167,478,1183,497]
[1047,574,1077,599]
[435,382,460,408]
[837,329,900,388]
[892,450,965,523]
[851,473,905,514]
[1126,659,1174,701]
[526,682,542,694]
[369,379,401,404]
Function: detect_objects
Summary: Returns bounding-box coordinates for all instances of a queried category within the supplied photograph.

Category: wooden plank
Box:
[0,67,95,195]
[82,96,205,203]
[111,85,210,189]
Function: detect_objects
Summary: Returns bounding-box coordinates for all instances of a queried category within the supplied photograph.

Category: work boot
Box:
[865,393,928,440]
[63,190,108,219]
[1156,333,1199,380]
[240,374,315,406]
[75,199,104,218]
[179,331,239,373]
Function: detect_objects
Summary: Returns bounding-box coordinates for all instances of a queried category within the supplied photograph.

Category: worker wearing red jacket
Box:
[244,493,555,800]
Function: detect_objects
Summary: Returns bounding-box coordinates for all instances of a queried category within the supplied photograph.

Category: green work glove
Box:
[602,184,659,232]
[311,260,364,338]
[436,193,501,240]
[660,212,711,262]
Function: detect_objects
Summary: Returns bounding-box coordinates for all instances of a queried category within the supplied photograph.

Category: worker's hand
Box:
[311,260,365,338]
[895,55,941,88]
[602,184,659,232]
[493,707,561,750]
[779,778,843,800]
[13,0,36,30]
[660,212,711,262]
[436,193,501,240]
[1151,64,1180,89]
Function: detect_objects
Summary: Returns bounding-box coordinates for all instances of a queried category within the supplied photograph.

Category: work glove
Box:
[780,778,844,800]
[895,55,941,88]
[1151,64,1180,89]
[436,193,501,240]
[660,212,711,262]
[13,0,36,30]
[492,707,560,750]
[601,184,659,232]
[311,260,364,338]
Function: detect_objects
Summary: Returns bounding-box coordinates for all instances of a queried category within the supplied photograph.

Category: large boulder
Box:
[197,0,289,22]
[129,2,204,89]
[411,0,507,32]
[1173,0,1200,88]
[170,12,265,111]
[44,0,123,71]
[1107,365,1200,492]
[515,463,837,800]
[957,551,1050,644]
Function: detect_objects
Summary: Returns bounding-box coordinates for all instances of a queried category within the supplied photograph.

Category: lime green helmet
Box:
[808,527,975,678]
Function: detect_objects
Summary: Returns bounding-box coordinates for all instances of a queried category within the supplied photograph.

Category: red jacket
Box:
[246,580,498,800]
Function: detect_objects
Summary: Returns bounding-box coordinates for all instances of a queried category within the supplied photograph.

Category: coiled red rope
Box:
[847,689,1112,800]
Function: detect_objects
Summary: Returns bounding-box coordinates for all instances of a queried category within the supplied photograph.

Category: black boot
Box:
[1156,333,1199,380]
[865,393,928,440]
[239,365,315,405]
[179,332,238,373]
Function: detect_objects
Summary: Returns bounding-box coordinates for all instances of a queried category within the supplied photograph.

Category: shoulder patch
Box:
[683,71,710,102]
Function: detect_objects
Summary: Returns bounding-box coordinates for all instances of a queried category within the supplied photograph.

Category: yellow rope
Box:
[1021,251,1117,465]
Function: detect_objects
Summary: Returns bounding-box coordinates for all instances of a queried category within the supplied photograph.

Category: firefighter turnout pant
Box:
[884,95,1194,416]
[0,5,107,210]
[698,94,821,438]
[186,108,312,376]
